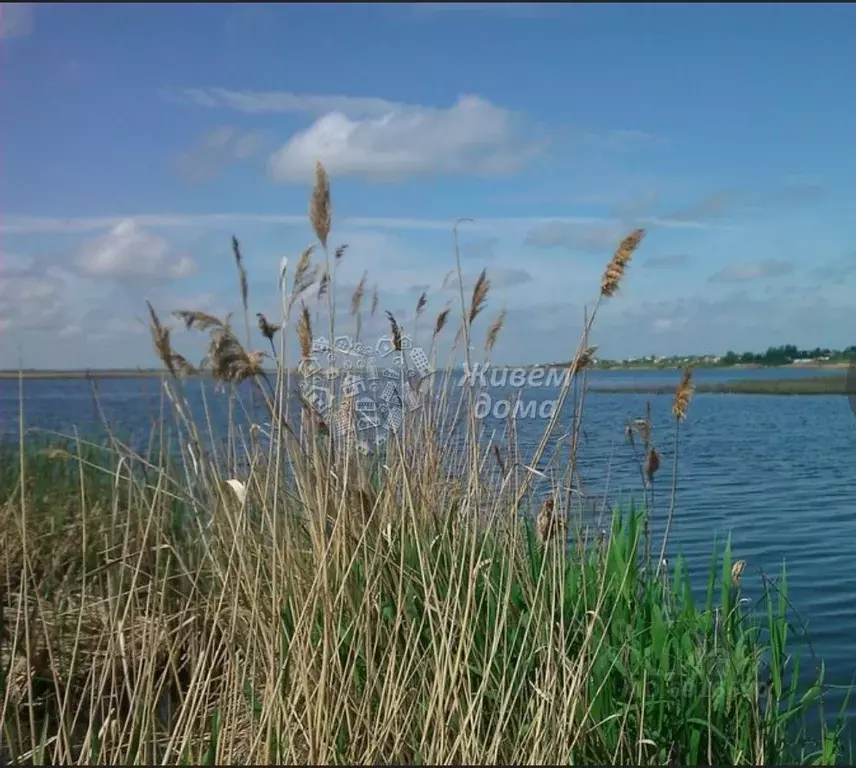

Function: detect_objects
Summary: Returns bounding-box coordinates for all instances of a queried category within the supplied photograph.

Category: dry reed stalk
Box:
[484,308,506,354]
[601,228,645,298]
[309,160,332,248]
[469,269,490,325]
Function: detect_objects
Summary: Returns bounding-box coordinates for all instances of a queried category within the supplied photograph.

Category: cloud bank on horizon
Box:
[2,3,855,369]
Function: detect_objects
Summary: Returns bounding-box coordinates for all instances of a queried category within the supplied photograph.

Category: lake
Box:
[2,365,855,734]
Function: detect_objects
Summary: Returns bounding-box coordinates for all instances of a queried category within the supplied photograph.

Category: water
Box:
[2,367,855,735]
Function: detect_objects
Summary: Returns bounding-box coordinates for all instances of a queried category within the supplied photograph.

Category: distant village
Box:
[591,344,856,369]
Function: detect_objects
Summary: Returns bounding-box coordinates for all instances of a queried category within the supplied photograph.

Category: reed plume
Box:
[297,303,313,361]
[434,307,450,338]
[203,325,265,383]
[334,244,348,262]
[172,310,224,331]
[731,559,747,588]
[385,311,402,352]
[309,160,332,248]
[601,228,645,298]
[645,447,661,484]
[415,291,427,318]
[536,497,565,545]
[371,285,379,316]
[484,308,506,354]
[146,301,196,377]
[231,236,249,313]
[571,345,598,374]
[673,368,694,421]
[469,268,490,325]
[351,272,367,317]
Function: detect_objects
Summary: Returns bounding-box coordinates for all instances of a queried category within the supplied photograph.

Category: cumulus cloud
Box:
[267,94,546,183]
[171,126,266,182]
[707,259,794,284]
[0,3,34,39]
[75,220,196,280]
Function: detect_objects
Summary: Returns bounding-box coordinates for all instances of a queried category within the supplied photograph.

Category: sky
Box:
[2,2,856,369]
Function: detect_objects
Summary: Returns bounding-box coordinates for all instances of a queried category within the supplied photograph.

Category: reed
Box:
[0,165,846,765]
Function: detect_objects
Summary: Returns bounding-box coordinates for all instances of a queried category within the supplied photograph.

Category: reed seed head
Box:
[309,160,332,248]
[334,244,348,262]
[231,235,249,313]
[256,312,280,341]
[297,303,313,360]
[601,228,645,298]
[416,291,427,318]
[371,285,379,316]
[434,307,451,338]
[351,272,367,317]
[672,367,694,421]
[484,307,506,354]
[204,324,265,382]
[317,270,329,301]
[385,311,402,352]
[536,497,565,545]
[571,345,598,374]
[731,559,747,588]
[645,447,661,484]
[173,310,224,332]
[469,268,490,325]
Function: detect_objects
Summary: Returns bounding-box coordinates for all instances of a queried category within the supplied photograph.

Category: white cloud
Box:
[0,3,34,39]
[163,87,404,118]
[171,126,266,181]
[1,212,721,237]
[267,94,546,182]
[707,259,794,283]
[75,219,196,280]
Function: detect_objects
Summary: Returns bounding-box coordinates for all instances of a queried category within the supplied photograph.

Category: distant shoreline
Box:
[0,360,851,381]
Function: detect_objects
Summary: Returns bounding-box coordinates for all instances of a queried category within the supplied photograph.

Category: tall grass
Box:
[0,165,847,764]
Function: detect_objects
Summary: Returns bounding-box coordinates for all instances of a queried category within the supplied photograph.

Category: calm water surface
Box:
[2,367,855,734]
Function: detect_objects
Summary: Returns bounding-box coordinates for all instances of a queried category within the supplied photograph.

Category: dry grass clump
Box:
[0,162,843,767]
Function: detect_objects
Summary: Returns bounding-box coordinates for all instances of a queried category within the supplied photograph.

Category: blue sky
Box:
[2,2,855,369]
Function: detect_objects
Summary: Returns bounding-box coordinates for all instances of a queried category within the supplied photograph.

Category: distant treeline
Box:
[719,344,856,366]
